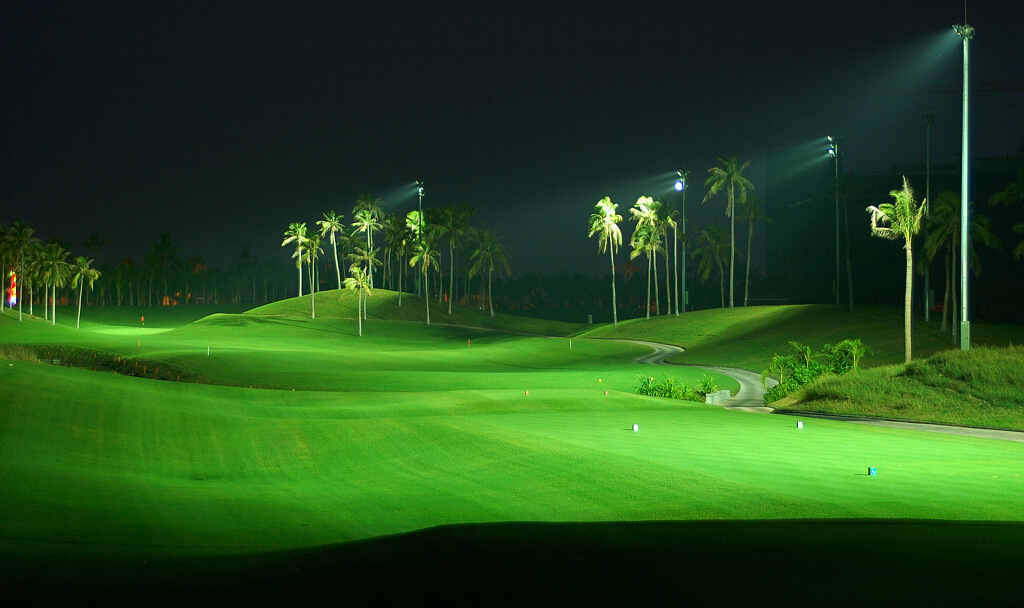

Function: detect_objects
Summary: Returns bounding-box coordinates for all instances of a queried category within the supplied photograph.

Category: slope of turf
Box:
[579,304,1024,371]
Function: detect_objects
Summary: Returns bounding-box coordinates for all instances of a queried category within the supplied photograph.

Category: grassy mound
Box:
[776,346,1024,429]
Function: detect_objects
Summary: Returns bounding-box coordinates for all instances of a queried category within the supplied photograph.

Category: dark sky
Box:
[2,1,1022,275]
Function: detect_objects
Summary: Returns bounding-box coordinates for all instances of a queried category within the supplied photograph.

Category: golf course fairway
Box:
[2,298,1023,604]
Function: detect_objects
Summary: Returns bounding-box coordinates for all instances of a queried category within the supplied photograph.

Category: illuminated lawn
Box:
[1,296,1023,602]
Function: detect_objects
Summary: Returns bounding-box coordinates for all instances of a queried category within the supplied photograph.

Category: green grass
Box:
[2,300,1024,601]
[579,304,1024,371]
[777,346,1024,429]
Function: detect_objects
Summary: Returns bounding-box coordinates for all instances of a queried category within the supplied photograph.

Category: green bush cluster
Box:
[761,340,870,404]
[635,373,713,402]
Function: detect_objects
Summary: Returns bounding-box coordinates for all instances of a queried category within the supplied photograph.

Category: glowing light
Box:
[7,271,16,307]
[674,180,684,191]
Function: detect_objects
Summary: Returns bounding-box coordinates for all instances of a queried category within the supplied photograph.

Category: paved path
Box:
[625,339,1024,443]
[624,340,774,413]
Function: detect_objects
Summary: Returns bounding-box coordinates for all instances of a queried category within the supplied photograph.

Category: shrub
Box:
[634,374,704,402]
[761,339,870,404]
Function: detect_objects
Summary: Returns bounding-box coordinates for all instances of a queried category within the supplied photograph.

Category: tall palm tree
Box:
[70,256,101,329]
[353,194,383,287]
[691,224,730,308]
[409,237,440,324]
[655,199,677,317]
[587,197,623,326]
[343,265,372,336]
[630,223,662,320]
[468,229,511,318]
[281,222,308,297]
[736,194,770,307]
[38,243,71,326]
[3,221,40,321]
[920,190,1001,342]
[629,196,663,317]
[384,212,410,301]
[867,177,927,363]
[989,165,1024,260]
[347,246,381,320]
[317,210,346,290]
[302,234,323,319]
[433,205,473,315]
[703,157,753,308]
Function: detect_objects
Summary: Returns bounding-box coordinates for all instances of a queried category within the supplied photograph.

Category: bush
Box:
[634,374,703,402]
[761,339,870,405]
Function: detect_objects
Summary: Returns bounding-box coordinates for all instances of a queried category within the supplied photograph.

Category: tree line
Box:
[281,194,511,326]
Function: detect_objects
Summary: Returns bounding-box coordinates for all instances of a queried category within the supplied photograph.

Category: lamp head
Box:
[675,180,684,191]
[953,24,975,40]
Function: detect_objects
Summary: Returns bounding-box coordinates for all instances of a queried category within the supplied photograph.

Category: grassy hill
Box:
[580,304,1024,371]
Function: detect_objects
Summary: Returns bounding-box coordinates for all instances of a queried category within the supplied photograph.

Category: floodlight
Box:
[674,180,684,191]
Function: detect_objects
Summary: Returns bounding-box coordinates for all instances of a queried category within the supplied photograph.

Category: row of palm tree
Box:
[282,196,511,327]
[1,221,101,328]
[587,156,766,324]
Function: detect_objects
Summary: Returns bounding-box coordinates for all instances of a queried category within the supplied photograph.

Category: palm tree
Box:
[3,221,40,321]
[655,199,677,317]
[38,243,71,326]
[736,194,770,307]
[920,191,1001,342]
[343,265,372,336]
[703,157,753,308]
[353,194,383,287]
[384,212,410,302]
[867,177,927,363]
[433,205,473,315]
[147,232,180,305]
[691,224,730,308]
[281,222,308,297]
[409,237,440,324]
[989,165,1024,259]
[347,246,381,320]
[70,256,100,329]
[468,229,511,318]
[302,233,323,319]
[629,196,663,318]
[317,210,346,290]
[587,197,623,326]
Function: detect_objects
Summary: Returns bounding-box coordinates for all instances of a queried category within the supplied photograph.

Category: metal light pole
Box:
[954,24,974,350]
[828,136,841,307]
[924,111,935,323]
[675,170,689,314]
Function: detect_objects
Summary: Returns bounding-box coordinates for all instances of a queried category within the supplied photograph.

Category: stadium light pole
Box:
[675,170,689,314]
[924,110,935,323]
[828,136,841,308]
[954,24,974,350]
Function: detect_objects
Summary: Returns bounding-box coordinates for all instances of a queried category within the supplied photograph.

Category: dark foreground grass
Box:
[6,520,1023,605]
[777,346,1024,430]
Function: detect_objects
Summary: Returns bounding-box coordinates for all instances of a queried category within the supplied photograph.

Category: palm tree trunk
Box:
[653,250,660,316]
[744,220,754,306]
[664,234,671,316]
[843,198,854,311]
[609,239,618,326]
[645,254,652,320]
[673,226,680,316]
[488,268,494,317]
[940,248,950,332]
[717,259,725,308]
[448,244,455,315]
[950,245,959,345]
[77,282,84,329]
[904,244,913,363]
[728,187,735,308]
[333,240,341,290]
[424,267,430,325]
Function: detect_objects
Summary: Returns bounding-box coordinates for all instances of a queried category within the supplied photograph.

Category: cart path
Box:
[624,339,1024,442]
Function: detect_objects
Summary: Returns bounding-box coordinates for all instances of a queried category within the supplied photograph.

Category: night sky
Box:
[2,1,1022,275]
